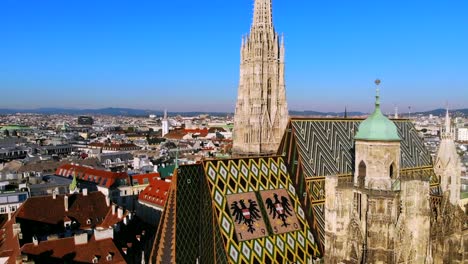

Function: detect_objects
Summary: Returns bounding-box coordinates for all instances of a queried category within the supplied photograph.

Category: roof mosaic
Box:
[151,158,321,263]
[288,118,433,177]
[204,157,320,263]
[279,117,442,252]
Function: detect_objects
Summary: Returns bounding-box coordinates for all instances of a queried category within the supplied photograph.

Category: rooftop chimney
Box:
[117,207,123,219]
[106,195,110,207]
[74,233,88,245]
[53,191,57,199]
[112,204,116,215]
[64,195,69,212]
[82,188,88,196]
[32,236,38,246]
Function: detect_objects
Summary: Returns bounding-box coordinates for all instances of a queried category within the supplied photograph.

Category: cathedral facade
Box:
[232,0,289,156]
[315,86,468,263]
[150,1,468,262]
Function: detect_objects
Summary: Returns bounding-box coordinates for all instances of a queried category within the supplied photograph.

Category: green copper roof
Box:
[461,191,468,200]
[355,86,400,141]
[158,164,176,178]
[0,125,31,131]
[69,174,78,192]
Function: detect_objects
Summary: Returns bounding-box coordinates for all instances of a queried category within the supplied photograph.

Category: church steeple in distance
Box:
[233,0,289,156]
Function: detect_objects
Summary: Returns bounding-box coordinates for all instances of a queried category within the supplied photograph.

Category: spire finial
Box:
[374,79,381,109]
[444,103,451,138]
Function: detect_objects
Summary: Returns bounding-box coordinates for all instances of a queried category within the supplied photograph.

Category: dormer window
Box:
[92,256,99,263]
[87,218,92,225]
[106,253,113,261]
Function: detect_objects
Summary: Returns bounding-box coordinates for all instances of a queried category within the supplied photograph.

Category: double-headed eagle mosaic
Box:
[266,193,294,227]
[230,199,262,234]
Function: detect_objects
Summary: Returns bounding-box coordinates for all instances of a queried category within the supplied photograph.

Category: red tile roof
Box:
[89,142,140,151]
[0,215,21,264]
[184,128,209,137]
[131,172,160,186]
[16,192,122,229]
[164,128,209,139]
[163,130,186,140]
[21,236,126,263]
[138,178,172,209]
[56,164,129,188]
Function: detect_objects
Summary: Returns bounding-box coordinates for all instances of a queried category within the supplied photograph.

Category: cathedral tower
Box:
[434,108,461,205]
[232,0,289,156]
[325,81,431,263]
[162,109,169,137]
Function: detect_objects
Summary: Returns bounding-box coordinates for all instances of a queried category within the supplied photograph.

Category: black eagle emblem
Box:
[266,193,293,227]
[230,199,262,233]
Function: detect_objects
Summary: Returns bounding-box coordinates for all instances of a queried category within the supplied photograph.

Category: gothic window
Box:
[389,162,396,179]
[358,161,366,188]
[357,193,362,220]
[267,78,272,112]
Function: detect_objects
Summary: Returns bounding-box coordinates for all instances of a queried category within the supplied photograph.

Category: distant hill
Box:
[413,108,468,116]
[0,107,466,117]
[0,108,232,117]
[289,110,366,117]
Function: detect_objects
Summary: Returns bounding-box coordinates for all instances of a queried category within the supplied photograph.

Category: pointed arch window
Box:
[389,162,396,179]
[358,161,366,188]
[267,78,272,112]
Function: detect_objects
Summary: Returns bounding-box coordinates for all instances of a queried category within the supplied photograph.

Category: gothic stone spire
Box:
[233,0,288,156]
[252,0,273,29]
[443,107,452,139]
[435,107,461,206]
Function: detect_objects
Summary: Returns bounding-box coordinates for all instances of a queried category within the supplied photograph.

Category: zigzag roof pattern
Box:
[278,117,442,253]
[287,118,433,178]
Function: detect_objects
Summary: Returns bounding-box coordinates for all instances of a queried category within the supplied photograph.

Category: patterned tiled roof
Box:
[287,118,432,177]
[151,158,321,264]
[278,117,442,252]
[203,157,320,263]
[151,173,177,264]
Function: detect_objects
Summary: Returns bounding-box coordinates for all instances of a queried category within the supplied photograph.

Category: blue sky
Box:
[0,0,467,113]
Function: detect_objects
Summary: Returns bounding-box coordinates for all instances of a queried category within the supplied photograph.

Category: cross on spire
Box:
[375,79,381,110]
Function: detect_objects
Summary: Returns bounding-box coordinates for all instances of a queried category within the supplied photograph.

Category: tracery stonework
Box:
[232,0,288,156]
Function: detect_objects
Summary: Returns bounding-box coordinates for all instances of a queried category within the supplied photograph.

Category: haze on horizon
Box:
[1,0,467,113]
